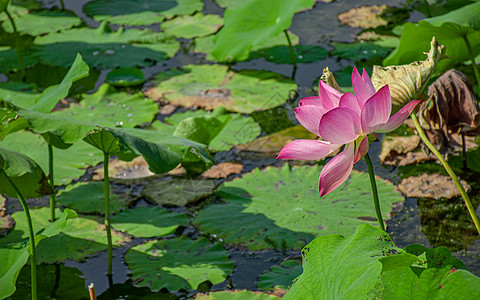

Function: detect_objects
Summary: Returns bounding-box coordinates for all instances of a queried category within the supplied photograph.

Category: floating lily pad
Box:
[196,290,281,299]
[53,84,158,128]
[142,177,215,206]
[145,64,296,113]
[158,108,261,151]
[31,22,180,68]
[1,131,104,185]
[112,206,189,238]
[0,47,38,73]
[251,44,327,64]
[1,9,81,35]
[57,181,127,214]
[125,238,234,291]
[331,41,392,62]
[193,165,403,250]
[11,264,86,300]
[258,260,302,290]
[105,68,145,87]
[160,13,223,39]
[84,0,204,26]
[0,208,128,263]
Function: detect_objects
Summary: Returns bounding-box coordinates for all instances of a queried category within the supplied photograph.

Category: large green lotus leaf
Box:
[53,84,158,128]
[0,47,38,73]
[331,41,392,62]
[0,207,128,263]
[125,237,234,291]
[84,0,204,26]
[11,264,87,300]
[0,209,76,299]
[145,64,297,113]
[250,44,327,64]
[283,224,405,299]
[57,181,127,214]
[111,206,189,238]
[161,108,261,152]
[194,30,299,62]
[1,9,81,35]
[384,3,480,73]
[105,67,145,87]
[408,0,472,18]
[197,290,281,299]
[0,108,29,140]
[193,165,403,250]
[141,177,215,206]
[257,259,302,290]
[211,0,314,62]
[0,146,52,198]
[1,131,103,185]
[0,83,40,109]
[160,13,222,39]
[370,244,480,298]
[31,23,180,68]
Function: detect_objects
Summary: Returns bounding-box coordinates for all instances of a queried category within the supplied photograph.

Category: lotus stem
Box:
[461,132,468,170]
[0,168,37,300]
[284,30,297,71]
[462,35,480,92]
[88,283,97,300]
[103,152,113,276]
[411,112,480,235]
[364,152,386,231]
[59,0,65,10]
[48,144,56,221]
[4,9,25,81]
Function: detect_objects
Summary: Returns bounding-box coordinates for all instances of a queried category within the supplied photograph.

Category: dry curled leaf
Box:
[0,215,15,237]
[371,37,445,110]
[320,67,344,93]
[338,5,388,29]
[398,173,470,199]
[93,156,154,181]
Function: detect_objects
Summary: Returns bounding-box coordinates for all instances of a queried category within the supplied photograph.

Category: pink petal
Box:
[319,142,355,196]
[352,67,376,107]
[299,96,320,106]
[360,85,392,134]
[339,92,361,116]
[277,139,340,160]
[294,105,327,135]
[375,100,422,133]
[317,81,340,110]
[354,136,369,163]
[318,107,362,145]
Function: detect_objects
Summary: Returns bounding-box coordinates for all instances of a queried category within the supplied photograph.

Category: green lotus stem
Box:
[4,9,25,81]
[411,113,480,235]
[462,35,480,91]
[421,0,432,17]
[0,168,37,300]
[59,0,65,10]
[48,144,56,221]
[284,30,297,69]
[104,152,113,276]
[364,152,385,231]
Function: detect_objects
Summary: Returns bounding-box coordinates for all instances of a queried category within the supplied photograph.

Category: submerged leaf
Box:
[371,37,445,109]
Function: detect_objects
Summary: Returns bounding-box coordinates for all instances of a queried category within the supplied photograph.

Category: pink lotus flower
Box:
[277,67,421,196]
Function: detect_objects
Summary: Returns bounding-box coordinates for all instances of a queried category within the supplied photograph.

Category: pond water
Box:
[4,0,480,299]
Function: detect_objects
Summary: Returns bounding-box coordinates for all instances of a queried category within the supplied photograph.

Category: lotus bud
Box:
[320,67,344,94]
[370,37,446,111]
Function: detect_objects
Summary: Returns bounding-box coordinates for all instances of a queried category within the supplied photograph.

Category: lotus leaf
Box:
[145,64,296,113]
[0,47,37,73]
[211,0,314,62]
[57,181,127,214]
[1,9,81,35]
[53,84,157,128]
[193,165,403,250]
[111,206,189,238]
[0,207,128,263]
[125,238,234,291]
[257,260,302,290]
[196,290,281,299]
[160,13,222,39]
[31,22,179,68]
[331,41,391,62]
[84,0,203,26]
[0,146,52,198]
[105,68,145,87]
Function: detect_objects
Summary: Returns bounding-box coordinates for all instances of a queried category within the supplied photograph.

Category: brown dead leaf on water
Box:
[379,135,436,166]
[338,5,387,29]
[0,215,14,237]
[398,173,470,199]
[201,162,244,179]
